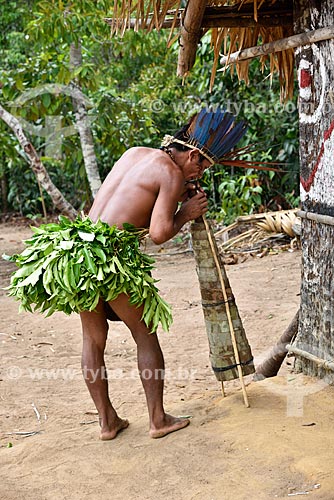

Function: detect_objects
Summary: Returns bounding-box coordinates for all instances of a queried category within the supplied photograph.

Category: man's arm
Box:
[149,174,208,245]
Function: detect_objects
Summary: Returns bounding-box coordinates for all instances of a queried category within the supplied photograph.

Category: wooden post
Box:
[191,218,254,406]
[254,309,299,380]
[291,0,334,381]
[221,382,226,398]
[177,0,207,77]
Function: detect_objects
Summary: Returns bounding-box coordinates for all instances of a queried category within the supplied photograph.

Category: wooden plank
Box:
[106,13,291,30]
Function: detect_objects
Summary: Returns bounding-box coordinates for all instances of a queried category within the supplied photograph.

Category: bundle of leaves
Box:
[4,216,172,332]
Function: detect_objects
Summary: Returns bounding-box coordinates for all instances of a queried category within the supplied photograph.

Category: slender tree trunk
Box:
[0,104,77,219]
[1,162,8,214]
[70,42,101,199]
[292,0,334,380]
[254,309,299,379]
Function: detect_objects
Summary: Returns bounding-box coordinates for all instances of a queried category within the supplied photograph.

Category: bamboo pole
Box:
[219,25,334,67]
[177,0,207,77]
[297,210,334,227]
[214,222,239,238]
[219,228,257,252]
[287,344,334,372]
[221,382,226,398]
[202,215,250,407]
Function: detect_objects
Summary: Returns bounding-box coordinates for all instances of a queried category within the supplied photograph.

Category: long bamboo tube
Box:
[219,25,334,67]
[297,210,334,227]
[202,215,250,408]
[287,345,334,371]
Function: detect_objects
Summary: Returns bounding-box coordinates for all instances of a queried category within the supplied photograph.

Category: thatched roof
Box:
[105,1,294,100]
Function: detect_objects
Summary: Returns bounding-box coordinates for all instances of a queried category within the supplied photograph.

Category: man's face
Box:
[185,150,211,180]
[196,158,212,179]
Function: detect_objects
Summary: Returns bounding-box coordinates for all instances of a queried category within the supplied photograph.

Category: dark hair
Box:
[161,120,207,164]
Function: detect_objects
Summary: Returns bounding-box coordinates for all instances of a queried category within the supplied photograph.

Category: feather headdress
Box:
[161,107,278,172]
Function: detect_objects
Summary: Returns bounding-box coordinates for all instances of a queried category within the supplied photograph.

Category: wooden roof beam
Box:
[176,0,207,77]
[203,3,292,28]
[105,3,293,31]
[106,12,292,30]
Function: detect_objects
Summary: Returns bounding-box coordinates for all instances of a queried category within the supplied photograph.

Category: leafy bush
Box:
[0,4,299,220]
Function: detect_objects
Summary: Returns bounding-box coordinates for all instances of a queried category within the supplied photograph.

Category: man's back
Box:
[89,146,182,230]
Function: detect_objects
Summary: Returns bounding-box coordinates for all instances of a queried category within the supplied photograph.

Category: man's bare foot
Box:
[149,413,190,439]
[100,417,129,441]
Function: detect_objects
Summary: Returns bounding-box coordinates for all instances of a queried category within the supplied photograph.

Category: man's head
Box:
[161,131,211,180]
[161,107,247,168]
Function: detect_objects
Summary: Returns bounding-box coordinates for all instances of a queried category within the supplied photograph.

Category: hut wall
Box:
[293,0,334,380]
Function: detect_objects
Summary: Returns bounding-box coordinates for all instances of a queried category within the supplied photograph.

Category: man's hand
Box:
[178,190,208,221]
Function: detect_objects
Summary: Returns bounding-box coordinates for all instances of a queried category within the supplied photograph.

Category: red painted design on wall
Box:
[300,69,312,88]
[301,120,334,192]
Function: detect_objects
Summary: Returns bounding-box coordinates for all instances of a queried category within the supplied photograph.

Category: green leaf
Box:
[58,240,74,250]
[17,266,43,287]
[78,231,95,242]
[82,246,97,274]
[42,93,51,108]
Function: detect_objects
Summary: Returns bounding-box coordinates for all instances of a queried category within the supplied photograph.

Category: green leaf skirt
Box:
[4,216,172,332]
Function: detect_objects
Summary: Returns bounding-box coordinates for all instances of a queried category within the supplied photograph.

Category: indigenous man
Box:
[81,107,248,440]
[80,140,211,440]
[8,107,248,441]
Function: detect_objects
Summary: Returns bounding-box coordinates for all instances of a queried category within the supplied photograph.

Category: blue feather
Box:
[187,107,247,162]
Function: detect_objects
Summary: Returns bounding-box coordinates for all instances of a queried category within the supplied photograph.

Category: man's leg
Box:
[109,293,190,438]
[80,300,129,440]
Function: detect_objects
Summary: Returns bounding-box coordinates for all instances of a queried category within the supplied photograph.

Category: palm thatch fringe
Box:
[214,25,294,100]
[108,0,181,37]
[105,1,294,99]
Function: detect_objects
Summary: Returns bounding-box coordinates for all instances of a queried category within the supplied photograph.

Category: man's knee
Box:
[81,315,109,349]
[131,326,158,345]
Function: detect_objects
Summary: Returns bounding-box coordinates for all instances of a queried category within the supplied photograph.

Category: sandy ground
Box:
[1,223,334,500]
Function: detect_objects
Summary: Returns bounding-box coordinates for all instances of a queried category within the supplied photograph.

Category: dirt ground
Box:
[1,222,334,500]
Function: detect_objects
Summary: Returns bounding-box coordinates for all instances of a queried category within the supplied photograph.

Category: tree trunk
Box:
[1,166,8,214]
[292,0,334,380]
[0,104,77,219]
[70,43,101,199]
[191,219,255,382]
[254,309,299,380]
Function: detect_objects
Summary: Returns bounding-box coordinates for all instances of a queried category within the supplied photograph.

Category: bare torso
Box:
[89,147,181,228]
[81,146,209,441]
[89,146,208,245]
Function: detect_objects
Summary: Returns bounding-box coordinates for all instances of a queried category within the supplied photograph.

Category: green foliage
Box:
[0,2,299,221]
[201,168,264,224]
[188,34,299,215]
[6,216,172,332]
[213,171,263,224]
